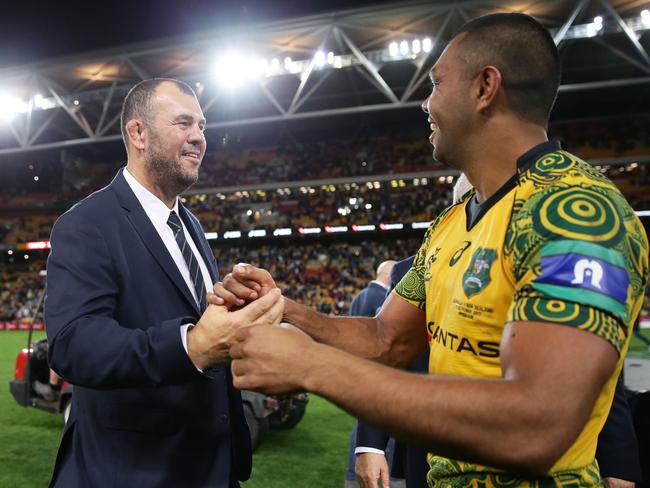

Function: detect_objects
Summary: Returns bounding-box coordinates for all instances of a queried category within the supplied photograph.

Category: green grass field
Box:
[1,329,648,487]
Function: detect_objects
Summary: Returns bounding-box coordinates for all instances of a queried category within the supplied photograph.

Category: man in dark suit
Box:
[349,261,395,317]
[345,260,395,487]
[355,256,429,488]
[44,78,283,488]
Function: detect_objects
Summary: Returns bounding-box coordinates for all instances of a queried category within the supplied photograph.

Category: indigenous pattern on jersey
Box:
[394,141,648,487]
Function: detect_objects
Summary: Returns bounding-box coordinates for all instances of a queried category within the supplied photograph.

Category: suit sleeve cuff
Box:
[180,323,204,372]
[355,447,385,455]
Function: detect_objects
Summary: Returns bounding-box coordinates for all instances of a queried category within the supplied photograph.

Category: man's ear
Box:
[475,65,502,115]
[125,119,146,151]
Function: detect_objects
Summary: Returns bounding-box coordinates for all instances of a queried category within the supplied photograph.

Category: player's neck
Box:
[464,122,547,204]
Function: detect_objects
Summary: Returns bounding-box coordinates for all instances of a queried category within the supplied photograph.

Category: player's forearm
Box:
[303,344,577,475]
[283,298,392,361]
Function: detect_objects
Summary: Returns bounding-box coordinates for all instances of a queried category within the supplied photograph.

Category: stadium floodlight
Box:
[586,24,597,37]
[269,58,281,75]
[223,231,242,239]
[636,210,650,217]
[34,93,45,109]
[248,229,267,238]
[273,228,292,236]
[314,50,326,68]
[299,227,322,234]
[365,203,372,209]
[389,41,399,56]
[593,16,604,31]
[204,232,219,240]
[213,51,266,89]
[641,9,650,26]
[399,40,409,55]
[0,92,28,122]
[422,38,433,53]
[412,39,421,54]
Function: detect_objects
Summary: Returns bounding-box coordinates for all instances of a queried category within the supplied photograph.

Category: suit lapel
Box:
[109,169,200,315]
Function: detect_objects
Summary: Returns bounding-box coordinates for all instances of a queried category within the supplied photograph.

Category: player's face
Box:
[421,38,473,168]
[145,82,207,194]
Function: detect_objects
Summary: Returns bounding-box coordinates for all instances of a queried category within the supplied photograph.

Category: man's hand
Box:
[604,478,635,488]
[229,322,317,394]
[355,452,391,488]
[208,263,277,308]
[187,288,284,370]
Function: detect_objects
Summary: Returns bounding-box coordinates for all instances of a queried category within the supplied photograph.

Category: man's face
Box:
[144,82,207,195]
[421,37,474,168]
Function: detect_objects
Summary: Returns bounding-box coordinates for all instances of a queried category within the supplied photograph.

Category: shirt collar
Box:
[123,167,179,229]
[516,139,561,170]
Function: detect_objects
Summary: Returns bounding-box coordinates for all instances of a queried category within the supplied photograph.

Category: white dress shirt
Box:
[123,168,213,355]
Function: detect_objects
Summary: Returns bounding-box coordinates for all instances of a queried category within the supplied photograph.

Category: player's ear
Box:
[475,65,502,114]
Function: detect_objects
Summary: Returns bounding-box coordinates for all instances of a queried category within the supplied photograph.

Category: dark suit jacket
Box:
[350,281,388,317]
[44,169,251,488]
[356,256,430,487]
[596,372,642,482]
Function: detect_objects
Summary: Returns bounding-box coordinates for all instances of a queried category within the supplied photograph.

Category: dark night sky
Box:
[0,0,393,69]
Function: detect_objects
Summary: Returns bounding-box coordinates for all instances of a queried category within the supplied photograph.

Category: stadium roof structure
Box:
[0,0,648,156]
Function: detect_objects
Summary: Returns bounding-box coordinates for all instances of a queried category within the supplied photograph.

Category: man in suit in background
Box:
[345,260,395,487]
[45,78,283,488]
[355,256,429,488]
[350,261,396,318]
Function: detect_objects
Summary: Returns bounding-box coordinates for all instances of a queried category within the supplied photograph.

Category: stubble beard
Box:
[146,135,199,197]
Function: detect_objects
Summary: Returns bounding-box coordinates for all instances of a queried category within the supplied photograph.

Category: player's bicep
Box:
[376,293,428,367]
[500,320,617,454]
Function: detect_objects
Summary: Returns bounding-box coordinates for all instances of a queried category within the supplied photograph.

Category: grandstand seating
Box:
[0,238,421,324]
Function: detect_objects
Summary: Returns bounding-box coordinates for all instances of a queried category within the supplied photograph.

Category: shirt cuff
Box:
[180,323,203,372]
[355,447,385,455]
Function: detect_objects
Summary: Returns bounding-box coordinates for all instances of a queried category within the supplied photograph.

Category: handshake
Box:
[186,264,315,394]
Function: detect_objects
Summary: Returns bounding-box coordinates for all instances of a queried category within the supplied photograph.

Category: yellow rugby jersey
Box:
[395,141,648,487]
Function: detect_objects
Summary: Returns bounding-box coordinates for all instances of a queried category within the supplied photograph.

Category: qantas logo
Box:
[427,322,500,358]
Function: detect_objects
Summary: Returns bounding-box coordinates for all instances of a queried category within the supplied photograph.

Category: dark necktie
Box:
[167,211,208,312]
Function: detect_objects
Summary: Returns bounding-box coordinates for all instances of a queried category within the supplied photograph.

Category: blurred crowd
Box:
[0,238,421,323]
[1,179,453,244]
[0,265,46,323]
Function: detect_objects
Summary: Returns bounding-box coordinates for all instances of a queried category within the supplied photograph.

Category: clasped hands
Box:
[189,264,316,394]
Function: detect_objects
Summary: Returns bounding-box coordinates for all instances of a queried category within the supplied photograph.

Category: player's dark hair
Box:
[453,13,560,126]
[120,78,196,149]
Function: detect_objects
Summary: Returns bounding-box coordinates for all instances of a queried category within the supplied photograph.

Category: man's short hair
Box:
[453,13,560,126]
[120,78,196,148]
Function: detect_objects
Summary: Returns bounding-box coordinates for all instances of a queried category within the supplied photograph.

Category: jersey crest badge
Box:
[463,248,497,297]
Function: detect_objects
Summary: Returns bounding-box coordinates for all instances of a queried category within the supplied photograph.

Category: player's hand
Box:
[188,289,284,369]
[355,452,391,488]
[229,322,316,394]
[208,263,277,308]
